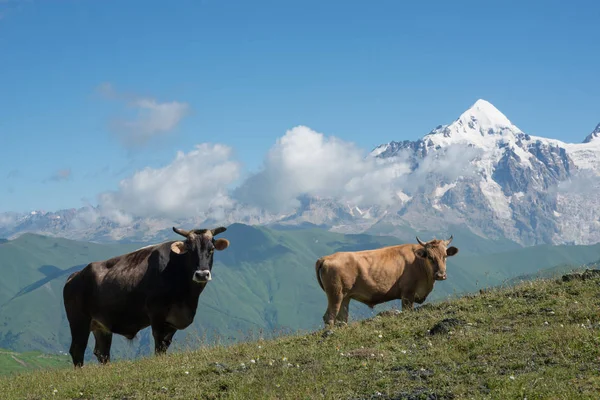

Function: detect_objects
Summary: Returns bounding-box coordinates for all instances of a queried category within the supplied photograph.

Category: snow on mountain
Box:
[583,123,600,144]
[1,99,598,246]
[368,99,600,245]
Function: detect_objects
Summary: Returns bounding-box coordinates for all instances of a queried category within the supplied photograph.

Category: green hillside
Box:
[0,349,70,376]
[0,224,599,367]
[0,235,142,354]
[1,272,598,399]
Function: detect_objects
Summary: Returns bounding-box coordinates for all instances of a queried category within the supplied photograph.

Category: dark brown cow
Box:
[63,226,230,367]
[315,236,458,328]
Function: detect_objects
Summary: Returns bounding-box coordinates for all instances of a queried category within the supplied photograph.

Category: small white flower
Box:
[544,321,549,325]
[268,360,274,366]
[401,350,407,354]
[378,334,383,338]
[53,389,58,395]
[250,359,256,364]
[258,345,262,349]
[184,371,189,375]
[509,375,515,380]
[371,353,375,357]
[560,324,564,328]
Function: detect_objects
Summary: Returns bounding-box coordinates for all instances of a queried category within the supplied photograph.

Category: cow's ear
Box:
[414,248,427,259]
[214,238,230,251]
[446,246,459,256]
[170,241,188,255]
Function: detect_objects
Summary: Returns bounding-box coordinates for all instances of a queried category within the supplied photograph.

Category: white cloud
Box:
[399,144,483,194]
[72,126,483,225]
[98,143,240,220]
[553,169,600,195]
[0,213,17,227]
[233,125,412,212]
[99,83,190,148]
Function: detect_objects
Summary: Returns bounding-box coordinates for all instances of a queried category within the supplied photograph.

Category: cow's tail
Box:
[315,257,326,291]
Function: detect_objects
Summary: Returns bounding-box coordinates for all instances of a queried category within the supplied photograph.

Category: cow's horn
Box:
[416,236,427,247]
[211,227,227,236]
[173,227,190,237]
[445,235,453,246]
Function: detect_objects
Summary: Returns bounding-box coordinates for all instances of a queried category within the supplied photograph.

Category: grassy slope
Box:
[1,274,599,399]
[0,349,70,376]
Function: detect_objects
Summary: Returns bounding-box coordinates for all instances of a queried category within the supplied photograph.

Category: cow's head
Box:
[414,235,459,281]
[170,226,230,284]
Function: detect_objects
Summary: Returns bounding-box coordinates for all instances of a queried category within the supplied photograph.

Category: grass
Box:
[0,349,70,376]
[1,272,599,399]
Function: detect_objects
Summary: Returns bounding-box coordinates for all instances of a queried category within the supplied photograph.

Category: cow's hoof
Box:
[321,329,335,338]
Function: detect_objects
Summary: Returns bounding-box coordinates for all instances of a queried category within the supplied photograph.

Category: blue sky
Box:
[1,0,599,213]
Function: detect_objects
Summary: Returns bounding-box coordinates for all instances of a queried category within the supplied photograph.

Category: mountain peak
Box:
[583,123,600,143]
[456,99,515,131]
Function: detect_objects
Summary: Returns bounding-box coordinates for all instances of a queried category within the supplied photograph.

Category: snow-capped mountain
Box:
[1,99,599,246]
[583,123,600,144]
[369,99,600,245]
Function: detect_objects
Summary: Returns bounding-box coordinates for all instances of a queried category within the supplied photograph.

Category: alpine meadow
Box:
[1,1,600,399]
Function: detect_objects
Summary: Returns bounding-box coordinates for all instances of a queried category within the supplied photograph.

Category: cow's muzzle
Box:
[193,270,212,283]
[435,272,447,281]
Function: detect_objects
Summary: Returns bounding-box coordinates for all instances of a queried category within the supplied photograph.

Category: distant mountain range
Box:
[1,99,599,246]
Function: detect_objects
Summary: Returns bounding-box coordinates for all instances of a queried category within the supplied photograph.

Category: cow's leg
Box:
[323,292,343,329]
[152,323,177,355]
[401,297,414,311]
[67,319,91,368]
[92,330,113,364]
[335,297,351,326]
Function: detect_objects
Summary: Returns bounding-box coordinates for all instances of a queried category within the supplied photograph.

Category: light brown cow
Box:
[315,236,458,328]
